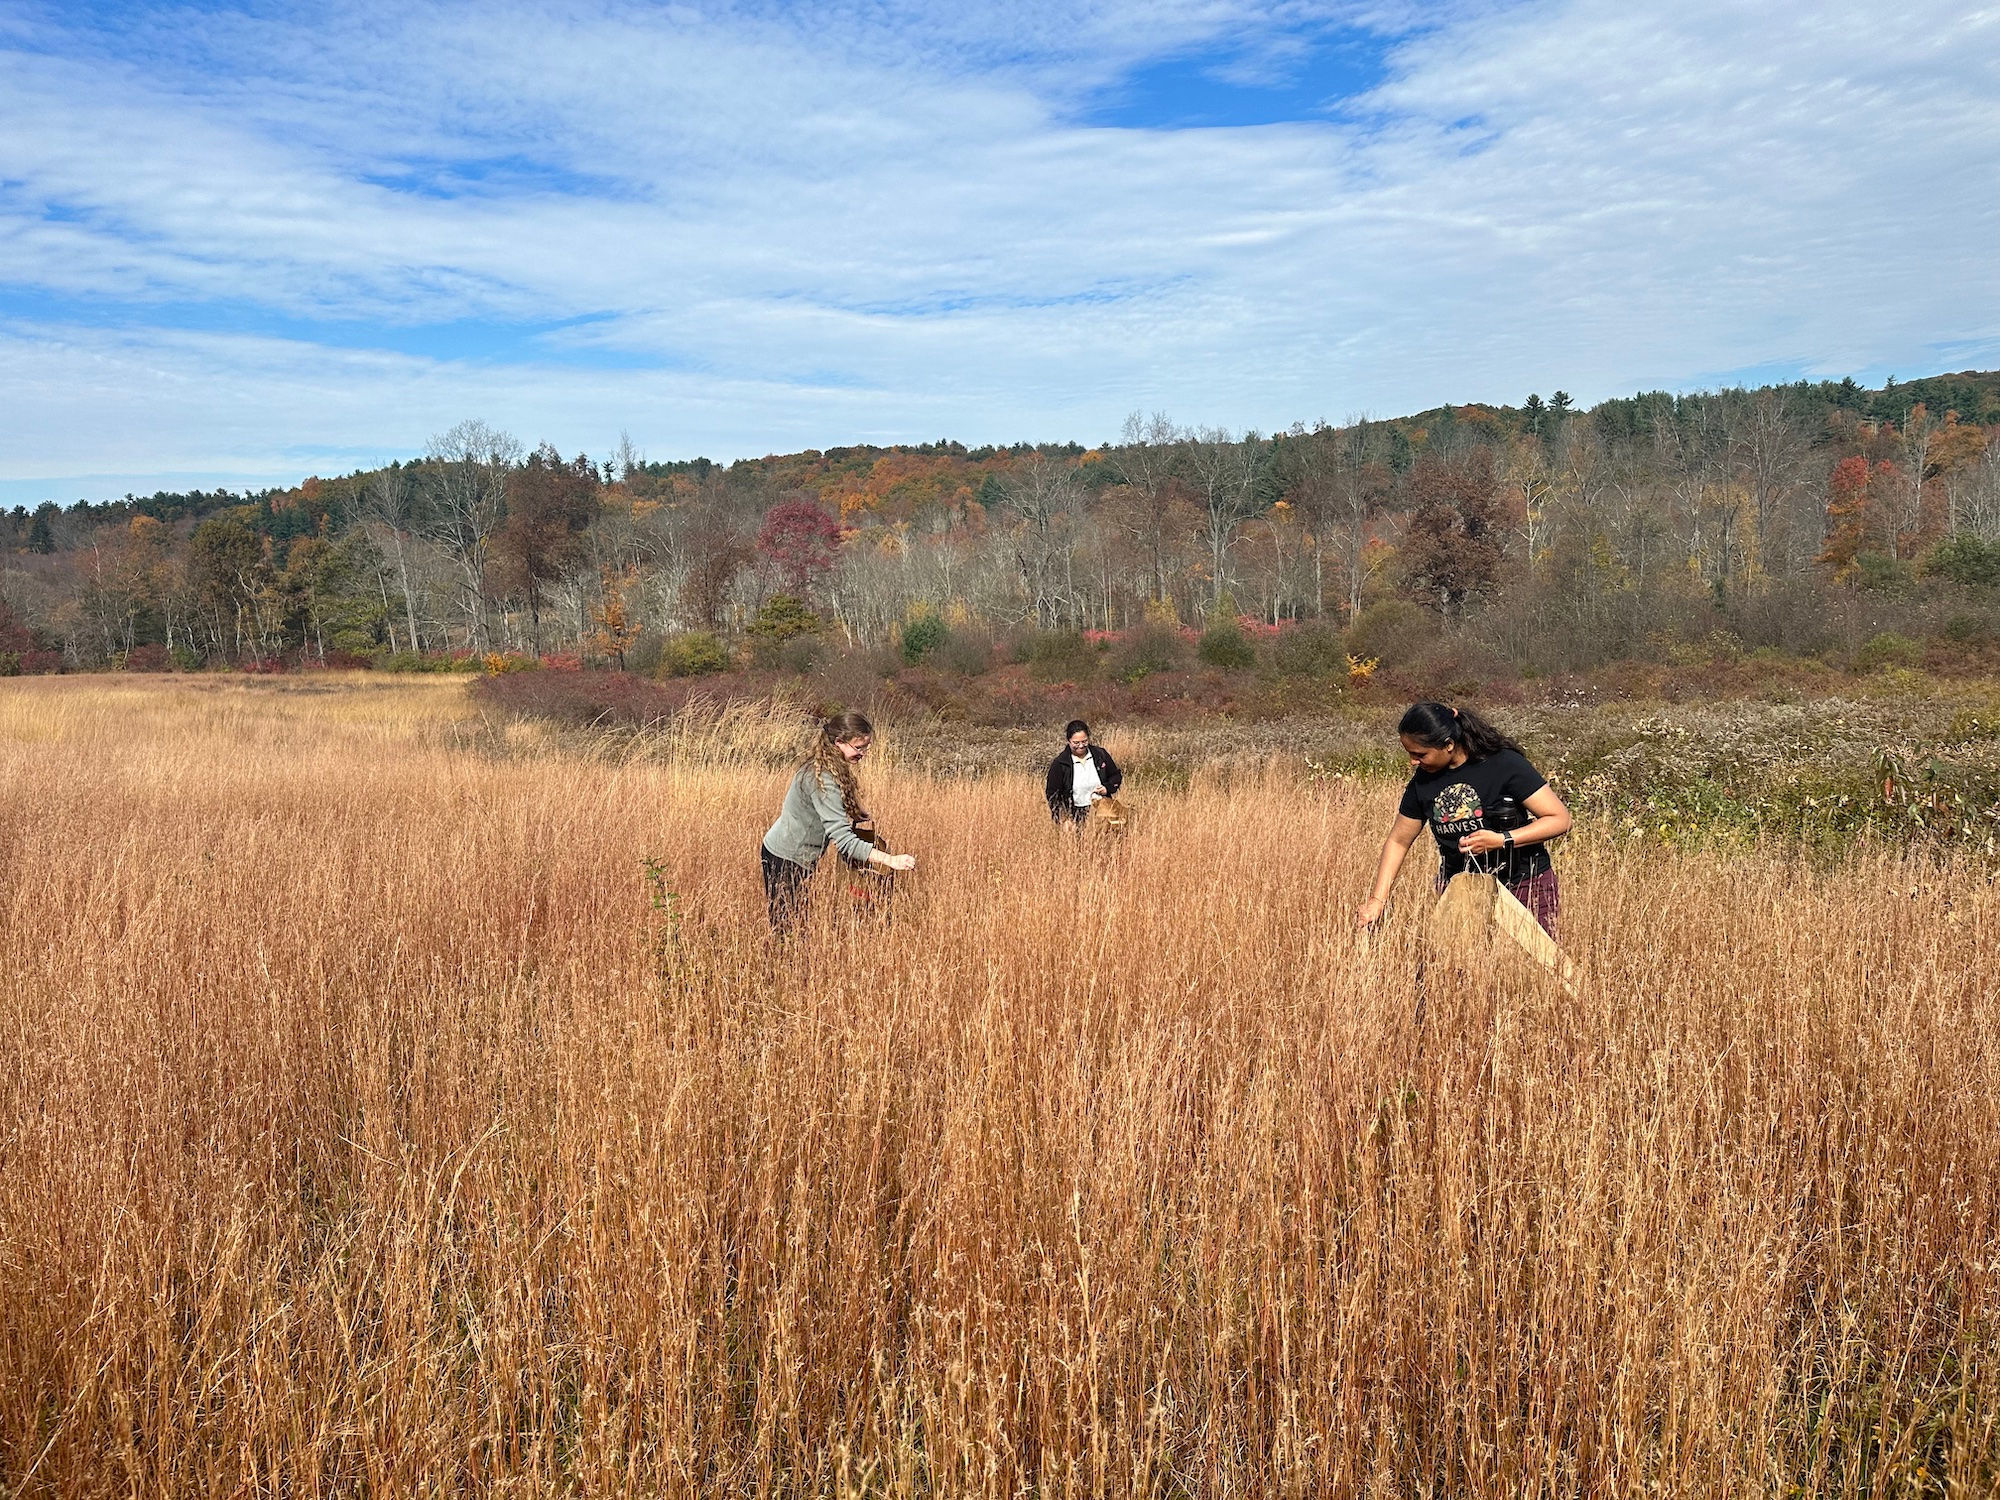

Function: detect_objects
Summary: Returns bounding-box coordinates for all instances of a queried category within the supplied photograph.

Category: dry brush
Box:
[1,676,1996,1497]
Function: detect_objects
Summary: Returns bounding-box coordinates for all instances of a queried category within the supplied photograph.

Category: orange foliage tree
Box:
[1816,455,1904,577]
[587,567,642,669]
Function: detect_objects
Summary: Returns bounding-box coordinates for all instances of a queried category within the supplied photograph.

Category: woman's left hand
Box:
[1458,830,1506,855]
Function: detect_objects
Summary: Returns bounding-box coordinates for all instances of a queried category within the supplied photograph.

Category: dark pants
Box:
[1052,802,1090,828]
[761,845,811,932]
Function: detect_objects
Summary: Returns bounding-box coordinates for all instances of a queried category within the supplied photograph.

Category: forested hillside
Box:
[5,370,1999,682]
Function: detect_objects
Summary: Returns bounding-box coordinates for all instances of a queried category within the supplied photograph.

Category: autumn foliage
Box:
[586,566,642,668]
[3,370,1998,679]
[754,496,844,595]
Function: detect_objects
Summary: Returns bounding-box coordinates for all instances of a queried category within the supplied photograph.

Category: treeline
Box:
[4,371,2000,678]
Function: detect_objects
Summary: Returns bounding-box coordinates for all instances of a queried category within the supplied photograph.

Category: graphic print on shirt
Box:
[1431,781,1484,840]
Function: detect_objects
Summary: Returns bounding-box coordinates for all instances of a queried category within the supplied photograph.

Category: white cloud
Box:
[1,0,1996,499]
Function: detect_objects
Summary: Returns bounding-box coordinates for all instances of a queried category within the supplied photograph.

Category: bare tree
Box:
[1651,400,1740,596]
[361,465,426,653]
[1610,470,1673,598]
[1329,420,1396,619]
[1548,421,1611,564]
[422,420,522,651]
[1730,388,1813,580]
[1111,413,1193,607]
[1894,403,1944,557]
[1502,436,1555,577]
[1270,419,1387,620]
[1237,500,1313,623]
[1952,432,2000,541]
[997,452,1084,627]
[1182,426,1266,609]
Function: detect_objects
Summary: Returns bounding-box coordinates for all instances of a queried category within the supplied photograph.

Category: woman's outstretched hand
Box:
[1355,896,1385,929]
[881,852,916,873]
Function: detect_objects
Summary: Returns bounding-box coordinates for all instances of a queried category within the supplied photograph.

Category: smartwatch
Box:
[1501,830,1516,850]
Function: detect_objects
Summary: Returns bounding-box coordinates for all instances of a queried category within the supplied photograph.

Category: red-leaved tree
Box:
[756,496,843,597]
[0,593,59,674]
[1816,455,1904,577]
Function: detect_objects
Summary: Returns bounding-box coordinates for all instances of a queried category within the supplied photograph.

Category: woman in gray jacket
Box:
[761,710,915,929]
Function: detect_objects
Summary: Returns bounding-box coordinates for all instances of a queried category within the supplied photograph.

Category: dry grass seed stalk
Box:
[0,676,1996,1497]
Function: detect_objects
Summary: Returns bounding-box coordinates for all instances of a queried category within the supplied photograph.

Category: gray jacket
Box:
[762,764,876,869]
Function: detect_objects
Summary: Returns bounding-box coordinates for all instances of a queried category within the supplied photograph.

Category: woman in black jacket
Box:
[1045,719,1122,826]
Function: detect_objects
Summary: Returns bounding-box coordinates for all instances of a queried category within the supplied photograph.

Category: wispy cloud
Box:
[1,0,1995,500]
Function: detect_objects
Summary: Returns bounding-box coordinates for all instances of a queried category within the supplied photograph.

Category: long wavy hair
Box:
[1397,701,1522,760]
[807,710,873,822]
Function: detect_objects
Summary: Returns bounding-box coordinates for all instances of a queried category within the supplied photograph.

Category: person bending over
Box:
[1355,701,1572,936]
[761,711,914,930]
[1045,719,1122,827]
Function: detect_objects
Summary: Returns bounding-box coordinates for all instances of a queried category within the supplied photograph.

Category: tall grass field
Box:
[2,675,1996,1497]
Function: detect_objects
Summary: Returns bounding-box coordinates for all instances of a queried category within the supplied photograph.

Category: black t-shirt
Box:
[1397,748,1552,882]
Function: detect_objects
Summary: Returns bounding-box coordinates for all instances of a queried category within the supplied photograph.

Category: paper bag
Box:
[1431,872,1577,993]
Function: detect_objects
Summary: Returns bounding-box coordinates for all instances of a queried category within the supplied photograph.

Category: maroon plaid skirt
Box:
[1436,869,1561,939]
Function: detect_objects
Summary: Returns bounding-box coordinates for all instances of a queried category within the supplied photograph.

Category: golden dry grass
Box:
[2,674,1998,1497]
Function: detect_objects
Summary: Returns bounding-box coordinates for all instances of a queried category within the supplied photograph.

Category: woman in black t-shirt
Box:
[1355,702,1573,936]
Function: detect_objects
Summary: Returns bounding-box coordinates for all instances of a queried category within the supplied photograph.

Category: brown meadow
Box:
[1,675,1997,1497]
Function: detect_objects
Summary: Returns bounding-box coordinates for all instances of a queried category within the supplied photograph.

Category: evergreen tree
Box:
[28,502,58,554]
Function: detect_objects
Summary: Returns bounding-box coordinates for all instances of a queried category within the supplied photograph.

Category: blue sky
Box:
[2,0,1997,502]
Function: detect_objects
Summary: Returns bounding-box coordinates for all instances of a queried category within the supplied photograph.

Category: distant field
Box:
[481,664,2000,857]
[2,675,1997,1497]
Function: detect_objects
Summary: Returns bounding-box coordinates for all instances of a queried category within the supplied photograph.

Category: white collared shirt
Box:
[1070,751,1102,807]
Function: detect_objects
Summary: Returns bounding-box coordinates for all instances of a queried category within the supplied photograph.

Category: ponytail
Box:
[1397,701,1522,760]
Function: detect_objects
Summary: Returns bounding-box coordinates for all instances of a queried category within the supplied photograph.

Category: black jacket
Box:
[1045,745,1122,818]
